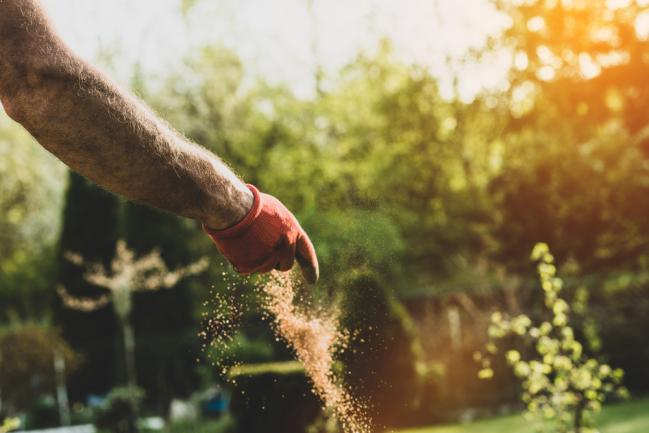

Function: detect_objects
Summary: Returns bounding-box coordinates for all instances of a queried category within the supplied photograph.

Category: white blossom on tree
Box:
[57,239,208,405]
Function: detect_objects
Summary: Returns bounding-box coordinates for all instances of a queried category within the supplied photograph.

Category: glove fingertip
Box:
[295,232,319,284]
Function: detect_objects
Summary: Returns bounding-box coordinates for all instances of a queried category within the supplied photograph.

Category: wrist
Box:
[202,183,258,232]
[206,184,262,238]
[228,184,255,227]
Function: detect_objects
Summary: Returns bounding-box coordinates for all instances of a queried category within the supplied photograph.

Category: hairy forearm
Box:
[0,0,252,229]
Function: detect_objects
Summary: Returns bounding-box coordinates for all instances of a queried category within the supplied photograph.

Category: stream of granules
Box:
[201,269,373,433]
[259,271,373,433]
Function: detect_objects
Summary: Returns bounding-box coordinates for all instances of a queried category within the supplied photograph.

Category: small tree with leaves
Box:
[0,418,19,433]
[57,240,207,411]
[477,243,628,433]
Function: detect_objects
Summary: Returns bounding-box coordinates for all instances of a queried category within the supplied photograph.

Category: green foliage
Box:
[8,0,649,419]
[25,396,59,430]
[491,0,649,274]
[0,117,64,320]
[0,117,65,263]
[147,43,499,289]
[311,44,500,282]
[94,386,145,433]
[307,409,342,433]
[57,171,120,400]
[0,323,79,413]
[340,271,424,428]
[304,210,404,285]
[0,418,20,433]
[479,244,628,433]
[124,200,210,408]
[214,332,274,365]
[228,362,321,433]
[492,123,649,273]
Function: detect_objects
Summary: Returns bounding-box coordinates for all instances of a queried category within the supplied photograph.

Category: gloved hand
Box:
[204,184,319,283]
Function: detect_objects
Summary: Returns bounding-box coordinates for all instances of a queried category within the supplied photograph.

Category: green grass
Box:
[160,416,233,433]
[398,398,649,433]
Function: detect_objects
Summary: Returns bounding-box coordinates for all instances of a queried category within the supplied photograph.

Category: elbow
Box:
[1,91,29,124]
[0,71,34,125]
[0,65,60,127]
[0,61,29,123]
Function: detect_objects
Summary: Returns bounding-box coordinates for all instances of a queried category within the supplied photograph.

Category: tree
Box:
[478,243,628,433]
[0,323,79,415]
[149,42,502,291]
[57,240,207,411]
[0,117,65,321]
[122,200,211,411]
[56,172,120,400]
[489,0,649,272]
[493,0,649,134]
[310,43,502,285]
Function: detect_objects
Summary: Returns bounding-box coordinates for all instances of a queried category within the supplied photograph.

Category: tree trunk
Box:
[120,316,139,433]
[0,350,3,414]
[122,318,138,399]
[574,397,586,433]
[53,350,71,426]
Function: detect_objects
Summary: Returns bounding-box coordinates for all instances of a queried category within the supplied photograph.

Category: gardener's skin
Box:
[0,0,318,282]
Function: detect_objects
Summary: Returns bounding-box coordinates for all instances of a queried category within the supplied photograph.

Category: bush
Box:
[339,272,423,429]
[25,396,58,430]
[94,386,144,433]
[478,243,629,433]
[0,323,79,413]
[228,362,321,433]
[215,332,274,365]
[0,418,20,433]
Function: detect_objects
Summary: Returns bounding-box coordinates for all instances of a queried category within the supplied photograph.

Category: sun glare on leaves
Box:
[527,16,545,32]
[579,53,601,79]
[606,0,633,9]
[514,52,529,71]
[537,66,556,81]
[511,81,536,117]
[635,11,649,39]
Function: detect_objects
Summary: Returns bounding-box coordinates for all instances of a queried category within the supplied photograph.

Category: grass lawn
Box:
[398,398,649,433]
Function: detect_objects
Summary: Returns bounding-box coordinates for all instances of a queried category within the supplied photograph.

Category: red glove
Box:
[204,184,319,283]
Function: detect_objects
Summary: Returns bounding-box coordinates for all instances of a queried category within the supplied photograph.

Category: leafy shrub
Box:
[25,396,58,430]
[0,418,20,433]
[228,362,321,433]
[478,243,629,433]
[214,332,274,365]
[0,323,79,413]
[339,271,423,428]
[70,403,95,426]
[94,386,144,433]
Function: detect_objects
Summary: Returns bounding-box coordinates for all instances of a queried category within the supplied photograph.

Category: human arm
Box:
[0,0,252,229]
[0,0,318,282]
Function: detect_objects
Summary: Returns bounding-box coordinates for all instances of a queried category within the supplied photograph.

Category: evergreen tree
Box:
[57,171,119,400]
[123,202,204,412]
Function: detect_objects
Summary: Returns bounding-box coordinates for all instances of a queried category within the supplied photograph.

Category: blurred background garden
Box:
[3,0,649,432]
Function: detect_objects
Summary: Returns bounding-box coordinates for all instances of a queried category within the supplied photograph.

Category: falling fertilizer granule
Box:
[259,271,372,433]
[201,268,373,433]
